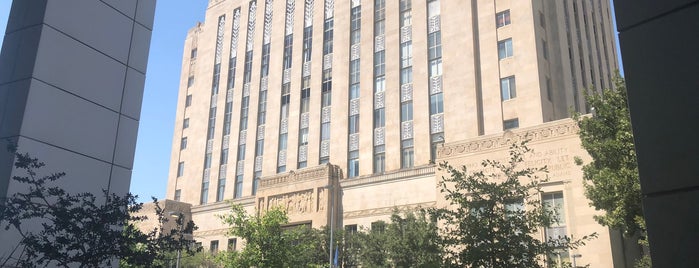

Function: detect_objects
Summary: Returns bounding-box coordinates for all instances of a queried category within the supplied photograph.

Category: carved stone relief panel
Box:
[267,190,313,215]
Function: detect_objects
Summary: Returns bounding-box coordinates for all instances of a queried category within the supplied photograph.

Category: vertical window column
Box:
[372,0,386,174]
[277,0,295,173]
[298,0,314,169]
[347,3,361,178]
[399,0,414,169]
[251,0,274,195]
[426,0,444,161]
[319,1,334,164]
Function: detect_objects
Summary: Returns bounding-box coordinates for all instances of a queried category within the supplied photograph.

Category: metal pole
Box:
[175,248,181,268]
[328,183,334,268]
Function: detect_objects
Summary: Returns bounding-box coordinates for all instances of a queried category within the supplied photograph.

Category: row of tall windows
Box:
[426,0,444,161]
[347,3,361,178]
[252,0,274,195]
[298,0,314,169]
[277,0,295,173]
[372,0,386,174]
[399,0,414,169]
[319,2,334,165]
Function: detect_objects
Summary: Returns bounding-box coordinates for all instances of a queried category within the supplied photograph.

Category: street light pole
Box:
[169,212,183,268]
[572,253,582,268]
[328,183,334,268]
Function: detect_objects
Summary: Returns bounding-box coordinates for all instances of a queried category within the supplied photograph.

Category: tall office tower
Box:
[0,0,155,265]
[166,0,629,266]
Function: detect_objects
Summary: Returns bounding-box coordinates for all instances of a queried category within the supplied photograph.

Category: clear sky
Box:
[0,1,623,203]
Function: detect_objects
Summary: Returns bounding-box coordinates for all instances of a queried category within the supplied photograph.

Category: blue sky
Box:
[0,1,623,203]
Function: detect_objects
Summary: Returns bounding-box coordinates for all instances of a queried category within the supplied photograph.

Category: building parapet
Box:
[260,164,342,190]
[340,165,435,189]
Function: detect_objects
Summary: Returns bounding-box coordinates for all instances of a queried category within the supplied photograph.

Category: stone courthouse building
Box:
[163,0,631,266]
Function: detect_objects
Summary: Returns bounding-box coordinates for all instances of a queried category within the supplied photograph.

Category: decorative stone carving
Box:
[401,121,413,140]
[374,127,385,146]
[257,125,265,140]
[323,54,332,70]
[431,113,444,133]
[210,94,218,107]
[223,135,230,149]
[351,0,360,8]
[260,76,268,91]
[321,107,331,123]
[239,130,247,144]
[280,118,289,134]
[214,16,226,64]
[267,190,313,215]
[303,61,311,77]
[375,35,385,51]
[285,0,295,34]
[278,150,287,166]
[230,9,241,57]
[203,168,210,181]
[430,75,442,94]
[283,68,291,84]
[401,83,413,102]
[324,0,334,19]
[320,140,330,157]
[317,187,326,211]
[206,139,214,153]
[243,83,250,97]
[298,145,308,161]
[236,160,244,175]
[304,0,314,27]
[227,89,233,102]
[219,164,227,176]
[374,91,385,108]
[255,156,263,171]
[350,44,360,60]
[246,2,257,51]
[428,15,441,33]
[349,99,359,115]
[263,0,274,44]
[300,112,310,128]
[400,26,411,43]
[349,133,359,151]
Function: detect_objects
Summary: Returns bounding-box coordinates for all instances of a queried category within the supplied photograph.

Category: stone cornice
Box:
[194,227,229,237]
[437,118,580,160]
[340,165,435,189]
[191,196,255,214]
[260,164,342,190]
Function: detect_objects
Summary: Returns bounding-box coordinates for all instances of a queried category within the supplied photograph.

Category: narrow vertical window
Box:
[177,162,185,177]
[500,76,517,100]
[496,10,511,28]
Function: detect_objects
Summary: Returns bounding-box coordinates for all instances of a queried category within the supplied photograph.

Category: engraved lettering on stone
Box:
[428,15,441,33]
[278,150,287,166]
[280,118,289,133]
[430,75,442,94]
[375,35,385,52]
[298,145,308,161]
[322,107,331,123]
[303,61,311,77]
[301,113,310,128]
[236,160,245,175]
[324,0,334,19]
[320,140,330,157]
[323,54,333,70]
[255,156,263,171]
[402,121,413,140]
[349,133,359,151]
[431,113,444,133]
[239,130,247,144]
[263,0,274,44]
[267,190,313,215]
[401,83,413,102]
[304,0,314,27]
[285,0,295,34]
[401,26,411,43]
[246,2,257,51]
[374,127,385,146]
[374,91,384,108]
[257,125,265,140]
[349,99,359,115]
[350,44,360,60]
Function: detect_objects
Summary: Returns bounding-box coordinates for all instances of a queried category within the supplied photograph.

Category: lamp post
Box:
[571,253,582,268]
[327,183,335,268]
[169,212,183,268]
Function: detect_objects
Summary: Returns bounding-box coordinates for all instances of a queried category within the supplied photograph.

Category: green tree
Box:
[573,75,649,267]
[216,204,326,267]
[0,151,195,267]
[431,142,595,268]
